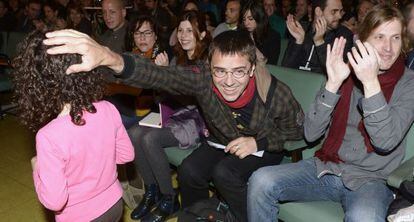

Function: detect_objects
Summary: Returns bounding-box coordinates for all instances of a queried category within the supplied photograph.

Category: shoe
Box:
[130,184,161,220]
[140,194,180,222]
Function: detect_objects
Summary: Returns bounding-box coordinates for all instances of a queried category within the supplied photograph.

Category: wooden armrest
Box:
[387,156,414,188]
[105,82,142,96]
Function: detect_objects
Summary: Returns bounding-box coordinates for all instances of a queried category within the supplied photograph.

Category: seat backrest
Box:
[266,65,326,158]
[0,32,7,55]
[277,39,288,66]
[266,65,325,114]
[5,32,27,59]
[403,126,414,161]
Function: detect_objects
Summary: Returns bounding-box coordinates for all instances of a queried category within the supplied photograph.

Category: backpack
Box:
[177,197,236,222]
[387,180,414,222]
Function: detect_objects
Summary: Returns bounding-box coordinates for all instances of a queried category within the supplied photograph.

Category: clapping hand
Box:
[313,16,327,46]
[286,14,305,44]
[154,51,169,66]
[325,37,351,93]
[347,40,381,97]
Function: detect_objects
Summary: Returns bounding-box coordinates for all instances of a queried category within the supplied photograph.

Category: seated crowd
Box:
[5,0,414,221]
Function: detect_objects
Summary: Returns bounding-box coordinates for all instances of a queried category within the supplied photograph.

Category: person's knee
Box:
[211,161,243,190]
[178,158,206,186]
[140,130,161,149]
[127,125,146,144]
[248,167,280,197]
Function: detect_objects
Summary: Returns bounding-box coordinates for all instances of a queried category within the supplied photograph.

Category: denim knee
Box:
[248,167,280,198]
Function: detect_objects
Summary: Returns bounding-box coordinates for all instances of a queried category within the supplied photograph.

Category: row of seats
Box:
[0,32,27,59]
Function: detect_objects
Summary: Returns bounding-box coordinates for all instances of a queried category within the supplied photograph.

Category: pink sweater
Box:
[33,101,134,222]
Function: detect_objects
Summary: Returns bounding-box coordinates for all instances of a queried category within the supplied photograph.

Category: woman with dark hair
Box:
[128,10,211,222]
[240,0,281,65]
[127,15,163,60]
[43,1,61,28]
[67,3,92,35]
[13,31,134,222]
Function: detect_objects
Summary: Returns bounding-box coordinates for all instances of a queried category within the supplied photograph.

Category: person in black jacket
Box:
[240,0,281,65]
[282,0,353,74]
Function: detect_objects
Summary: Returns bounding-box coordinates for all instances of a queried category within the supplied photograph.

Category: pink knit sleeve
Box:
[107,102,135,164]
[33,132,69,211]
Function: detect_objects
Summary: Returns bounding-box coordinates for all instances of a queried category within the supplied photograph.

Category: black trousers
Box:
[178,142,283,222]
[128,125,178,195]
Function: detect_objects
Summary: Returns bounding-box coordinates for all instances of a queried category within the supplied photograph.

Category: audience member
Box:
[0,0,17,32]
[199,0,219,23]
[99,0,128,53]
[129,11,211,222]
[295,0,311,22]
[16,0,41,33]
[241,1,281,65]
[263,0,287,38]
[13,30,134,222]
[143,0,174,46]
[357,0,374,23]
[204,11,217,34]
[341,11,357,34]
[67,3,93,35]
[281,0,293,18]
[43,2,63,30]
[43,29,304,222]
[128,15,164,60]
[126,15,162,117]
[282,0,353,74]
[248,5,414,222]
[9,0,23,19]
[168,0,199,47]
[403,3,414,69]
[212,0,241,37]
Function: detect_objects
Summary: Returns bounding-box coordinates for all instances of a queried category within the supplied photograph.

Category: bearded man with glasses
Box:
[43,29,304,222]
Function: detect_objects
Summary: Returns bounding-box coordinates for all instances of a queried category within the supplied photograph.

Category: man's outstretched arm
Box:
[44,29,125,74]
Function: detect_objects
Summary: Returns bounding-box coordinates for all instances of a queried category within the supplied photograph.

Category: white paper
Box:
[138,112,162,128]
[207,141,264,157]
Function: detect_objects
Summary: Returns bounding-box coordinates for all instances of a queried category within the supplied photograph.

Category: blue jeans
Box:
[247,158,394,222]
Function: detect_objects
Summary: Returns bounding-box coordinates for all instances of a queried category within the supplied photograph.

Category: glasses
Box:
[134,30,154,38]
[212,66,251,79]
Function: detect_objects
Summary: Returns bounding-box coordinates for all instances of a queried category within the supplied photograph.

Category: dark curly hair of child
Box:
[12,30,106,132]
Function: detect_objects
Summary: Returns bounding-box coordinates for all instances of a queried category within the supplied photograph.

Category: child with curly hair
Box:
[12,31,134,222]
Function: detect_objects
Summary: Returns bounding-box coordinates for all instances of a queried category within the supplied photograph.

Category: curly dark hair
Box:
[12,30,105,132]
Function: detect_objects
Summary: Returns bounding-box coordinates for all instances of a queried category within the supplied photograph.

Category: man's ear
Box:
[250,64,256,77]
[315,7,323,17]
[200,31,206,40]
[122,9,127,18]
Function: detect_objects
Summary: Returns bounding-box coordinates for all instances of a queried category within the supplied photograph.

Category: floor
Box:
[0,115,177,222]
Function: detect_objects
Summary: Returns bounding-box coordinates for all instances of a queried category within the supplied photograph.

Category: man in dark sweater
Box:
[43,30,304,222]
[282,0,353,74]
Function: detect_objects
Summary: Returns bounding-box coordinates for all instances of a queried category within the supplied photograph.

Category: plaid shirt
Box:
[120,53,304,152]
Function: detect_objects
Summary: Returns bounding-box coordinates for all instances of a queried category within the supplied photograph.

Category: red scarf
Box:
[315,56,405,163]
[213,76,256,109]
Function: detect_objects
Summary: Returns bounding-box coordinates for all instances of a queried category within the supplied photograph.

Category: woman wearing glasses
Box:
[128,10,211,222]
[128,15,164,61]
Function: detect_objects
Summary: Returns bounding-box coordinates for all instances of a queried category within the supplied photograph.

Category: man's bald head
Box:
[102,0,126,31]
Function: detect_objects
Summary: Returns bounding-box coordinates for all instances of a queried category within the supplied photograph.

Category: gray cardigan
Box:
[304,68,414,190]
